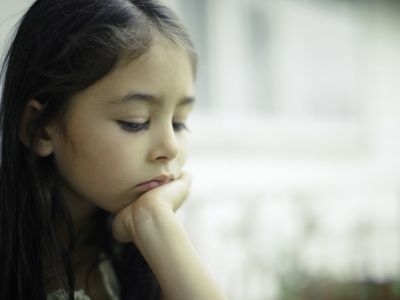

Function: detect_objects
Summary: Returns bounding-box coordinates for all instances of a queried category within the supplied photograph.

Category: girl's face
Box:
[49,39,195,213]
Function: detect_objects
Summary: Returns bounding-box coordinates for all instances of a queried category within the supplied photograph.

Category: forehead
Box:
[70,38,195,109]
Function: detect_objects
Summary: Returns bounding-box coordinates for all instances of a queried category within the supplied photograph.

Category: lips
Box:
[135,174,174,193]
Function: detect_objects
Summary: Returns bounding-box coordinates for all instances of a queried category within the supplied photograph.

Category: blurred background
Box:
[1,0,400,299]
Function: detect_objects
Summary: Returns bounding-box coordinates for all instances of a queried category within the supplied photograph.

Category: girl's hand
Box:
[111,172,192,243]
[112,172,229,300]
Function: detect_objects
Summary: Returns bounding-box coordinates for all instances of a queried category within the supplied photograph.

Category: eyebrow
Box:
[107,92,195,107]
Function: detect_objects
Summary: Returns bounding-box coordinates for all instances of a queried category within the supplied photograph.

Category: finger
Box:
[169,171,192,211]
[112,209,133,242]
[140,171,192,211]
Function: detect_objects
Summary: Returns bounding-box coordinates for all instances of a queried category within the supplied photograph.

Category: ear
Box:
[19,99,54,157]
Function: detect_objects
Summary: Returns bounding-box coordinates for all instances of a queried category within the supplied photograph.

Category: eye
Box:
[173,122,190,132]
[117,121,150,132]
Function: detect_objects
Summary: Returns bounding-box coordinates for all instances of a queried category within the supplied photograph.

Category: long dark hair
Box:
[0,0,196,299]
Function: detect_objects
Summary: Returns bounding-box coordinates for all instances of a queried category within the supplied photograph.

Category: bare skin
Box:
[112,172,229,300]
[47,172,228,299]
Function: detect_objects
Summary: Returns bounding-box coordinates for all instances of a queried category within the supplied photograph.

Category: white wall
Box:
[0,1,33,56]
[178,1,400,299]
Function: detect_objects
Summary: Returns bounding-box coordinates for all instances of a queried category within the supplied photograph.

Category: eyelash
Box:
[117,121,189,133]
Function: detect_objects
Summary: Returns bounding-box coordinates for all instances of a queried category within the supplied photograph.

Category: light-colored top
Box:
[46,256,120,300]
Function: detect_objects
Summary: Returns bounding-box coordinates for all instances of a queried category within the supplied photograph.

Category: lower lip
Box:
[135,181,164,193]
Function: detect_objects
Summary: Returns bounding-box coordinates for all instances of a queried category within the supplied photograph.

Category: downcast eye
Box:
[173,122,189,132]
[117,121,150,132]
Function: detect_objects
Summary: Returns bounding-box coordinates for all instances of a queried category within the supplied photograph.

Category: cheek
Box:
[51,124,139,201]
[66,133,143,183]
[177,139,189,167]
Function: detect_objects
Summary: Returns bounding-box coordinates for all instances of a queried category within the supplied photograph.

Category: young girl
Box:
[0,1,228,299]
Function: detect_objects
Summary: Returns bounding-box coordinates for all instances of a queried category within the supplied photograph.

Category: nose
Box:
[148,125,180,162]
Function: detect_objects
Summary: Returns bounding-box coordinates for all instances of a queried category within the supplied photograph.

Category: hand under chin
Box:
[111,172,191,243]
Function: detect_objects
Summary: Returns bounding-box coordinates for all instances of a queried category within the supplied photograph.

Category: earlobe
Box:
[19,99,54,157]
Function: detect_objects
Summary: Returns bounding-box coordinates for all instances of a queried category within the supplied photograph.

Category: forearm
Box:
[129,205,228,300]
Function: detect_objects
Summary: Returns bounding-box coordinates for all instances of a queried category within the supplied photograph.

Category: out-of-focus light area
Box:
[168,0,400,299]
[2,0,400,299]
